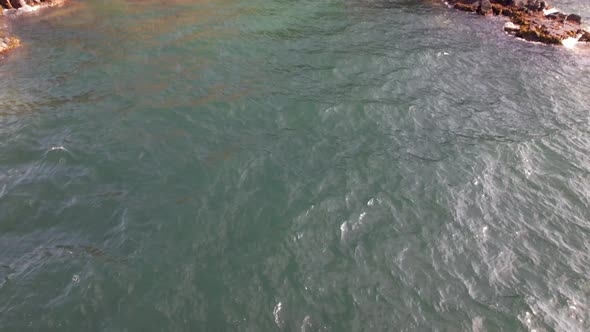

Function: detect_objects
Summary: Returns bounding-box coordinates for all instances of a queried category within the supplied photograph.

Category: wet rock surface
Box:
[0,0,54,10]
[446,0,589,45]
[0,34,20,54]
[0,0,59,55]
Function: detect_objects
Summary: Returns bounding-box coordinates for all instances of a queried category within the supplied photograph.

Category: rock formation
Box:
[446,0,590,45]
[0,34,20,54]
[0,0,56,10]
[0,0,58,55]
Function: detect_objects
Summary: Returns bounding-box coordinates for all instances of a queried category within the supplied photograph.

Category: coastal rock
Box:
[546,12,567,21]
[0,0,56,9]
[0,0,62,55]
[525,0,545,11]
[515,26,561,44]
[445,0,588,46]
[9,0,22,9]
[477,0,492,15]
[0,0,12,9]
[511,0,526,9]
[566,14,582,24]
[0,35,20,54]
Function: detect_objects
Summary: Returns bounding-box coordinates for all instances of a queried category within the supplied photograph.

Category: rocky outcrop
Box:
[0,0,56,10]
[446,0,589,45]
[0,34,20,54]
[0,0,59,55]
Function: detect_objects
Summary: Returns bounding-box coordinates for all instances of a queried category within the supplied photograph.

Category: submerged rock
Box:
[0,35,19,54]
[478,0,492,15]
[446,0,588,46]
[0,0,55,9]
[566,14,582,24]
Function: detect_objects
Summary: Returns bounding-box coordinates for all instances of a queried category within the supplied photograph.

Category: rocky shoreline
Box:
[0,0,588,55]
[447,0,590,45]
[0,0,58,55]
[0,34,19,54]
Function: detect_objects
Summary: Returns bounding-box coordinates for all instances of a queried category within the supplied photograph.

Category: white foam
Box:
[273,302,283,327]
[2,0,65,16]
[2,5,41,15]
[562,34,583,49]
[543,7,560,16]
[504,22,520,32]
[49,146,67,152]
[18,5,42,13]
[340,221,349,242]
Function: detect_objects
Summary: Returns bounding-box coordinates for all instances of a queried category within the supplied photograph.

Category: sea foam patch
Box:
[562,35,583,49]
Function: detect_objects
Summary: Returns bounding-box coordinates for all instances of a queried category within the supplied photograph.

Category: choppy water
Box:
[1,0,590,330]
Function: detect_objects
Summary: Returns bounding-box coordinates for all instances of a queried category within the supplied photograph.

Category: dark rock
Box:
[566,14,582,24]
[0,35,20,54]
[448,0,589,46]
[492,4,503,15]
[525,0,545,11]
[516,26,561,44]
[0,0,55,9]
[500,6,516,17]
[477,0,492,15]
[0,0,62,56]
[546,12,567,21]
[0,0,12,9]
[8,0,21,9]
[512,0,526,9]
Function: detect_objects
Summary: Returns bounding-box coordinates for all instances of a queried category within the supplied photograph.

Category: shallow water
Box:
[1,0,590,330]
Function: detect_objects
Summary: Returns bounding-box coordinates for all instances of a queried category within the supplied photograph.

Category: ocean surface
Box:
[1,0,590,330]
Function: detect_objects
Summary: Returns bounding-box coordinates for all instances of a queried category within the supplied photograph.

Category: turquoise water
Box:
[1,0,590,330]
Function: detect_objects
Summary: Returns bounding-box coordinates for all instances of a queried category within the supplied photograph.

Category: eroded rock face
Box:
[447,0,588,45]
